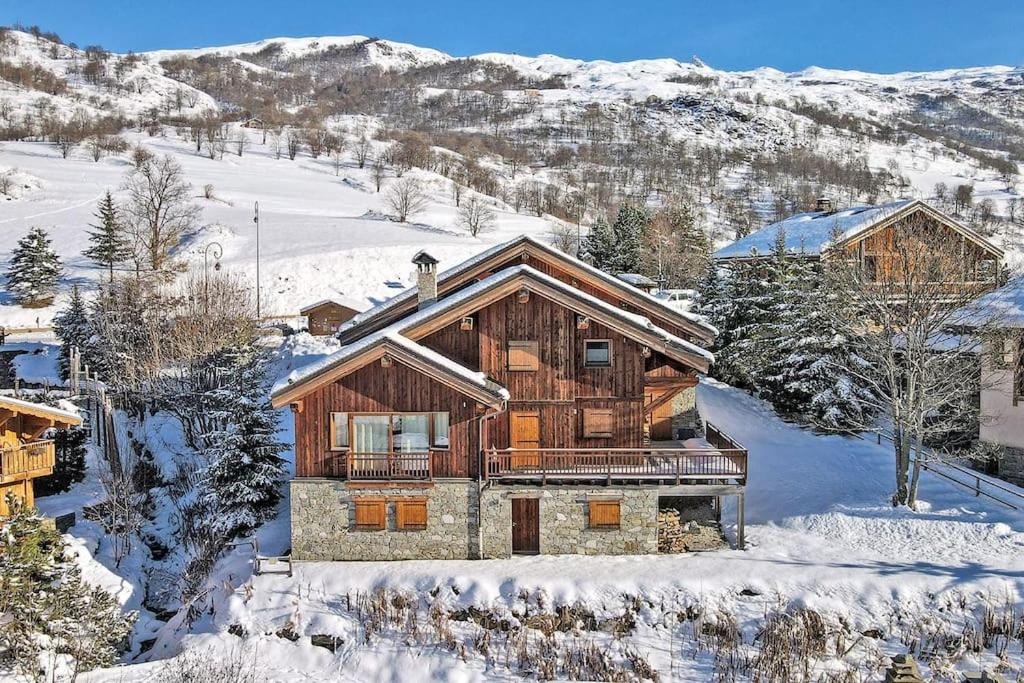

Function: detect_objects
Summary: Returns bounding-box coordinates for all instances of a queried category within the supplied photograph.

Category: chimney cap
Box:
[412,250,439,267]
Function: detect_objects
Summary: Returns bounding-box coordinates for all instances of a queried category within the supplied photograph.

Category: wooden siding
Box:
[292,359,483,478]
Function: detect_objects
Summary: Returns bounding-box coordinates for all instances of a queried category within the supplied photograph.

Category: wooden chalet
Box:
[713,198,1002,296]
[273,236,748,561]
[301,298,363,336]
[0,396,82,516]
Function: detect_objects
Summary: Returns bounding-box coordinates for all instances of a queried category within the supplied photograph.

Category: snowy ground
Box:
[43,371,1021,682]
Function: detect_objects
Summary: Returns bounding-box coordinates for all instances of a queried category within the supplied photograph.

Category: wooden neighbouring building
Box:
[0,396,82,516]
[273,235,748,561]
[713,198,1002,296]
[301,298,363,336]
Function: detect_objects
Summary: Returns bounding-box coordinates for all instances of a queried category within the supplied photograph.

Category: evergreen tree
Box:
[0,499,135,679]
[201,346,286,540]
[35,427,88,497]
[580,215,617,271]
[83,191,132,281]
[609,204,649,273]
[52,285,91,380]
[6,227,62,307]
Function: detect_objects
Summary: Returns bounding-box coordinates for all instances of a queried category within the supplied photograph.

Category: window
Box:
[354,499,386,530]
[582,408,614,438]
[395,498,428,530]
[588,500,620,529]
[330,412,349,450]
[508,340,540,371]
[341,413,450,452]
[584,340,611,367]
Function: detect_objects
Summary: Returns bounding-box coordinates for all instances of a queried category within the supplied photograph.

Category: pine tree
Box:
[201,346,286,540]
[6,227,62,307]
[580,215,617,271]
[52,285,91,380]
[83,191,132,281]
[609,204,649,273]
[35,427,88,496]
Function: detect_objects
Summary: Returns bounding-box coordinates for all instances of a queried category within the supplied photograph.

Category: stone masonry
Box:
[669,386,701,438]
[479,486,660,558]
[290,479,478,560]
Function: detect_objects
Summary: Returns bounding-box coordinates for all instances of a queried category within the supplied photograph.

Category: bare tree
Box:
[121,155,201,271]
[353,134,371,168]
[285,130,300,160]
[457,194,496,237]
[372,156,386,192]
[386,177,429,223]
[234,128,248,157]
[824,213,1006,508]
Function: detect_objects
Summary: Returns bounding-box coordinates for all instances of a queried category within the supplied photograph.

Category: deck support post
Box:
[736,492,746,550]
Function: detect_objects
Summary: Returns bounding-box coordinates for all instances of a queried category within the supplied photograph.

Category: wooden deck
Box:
[0,440,55,484]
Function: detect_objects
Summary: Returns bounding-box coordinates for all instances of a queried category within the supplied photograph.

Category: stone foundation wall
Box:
[290,479,478,561]
[479,486,659,558]
[1001,446,1024,485]
[670,386,701,438]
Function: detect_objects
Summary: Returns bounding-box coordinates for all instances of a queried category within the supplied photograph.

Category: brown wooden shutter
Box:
[395,498,428,530]
[354,499,386,530]
[508,341,539,371]
[582,408,614,438]
[588,500,620,529]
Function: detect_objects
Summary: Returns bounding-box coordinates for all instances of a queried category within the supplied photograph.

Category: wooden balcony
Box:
[344,450,463,480]
[485,423,747,486]
[0,440,55,484]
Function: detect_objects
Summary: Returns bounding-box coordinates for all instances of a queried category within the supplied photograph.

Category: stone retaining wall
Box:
[479,486,659,558]
[290,479,478,561]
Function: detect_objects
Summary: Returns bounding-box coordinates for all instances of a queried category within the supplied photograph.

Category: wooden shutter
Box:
[508,341,539,371]
[354,499,386,530]
[582,408,614,438]
[588,500,620,529]
[395,498,428,531]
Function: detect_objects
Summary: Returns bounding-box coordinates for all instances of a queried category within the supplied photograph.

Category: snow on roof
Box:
[616,273,657,287]
[714,199,917,260]
[299,297,365,314]
[275,264,713,399]
[341,235,716,338]
[0,395,82,425]
[958,277,1024,328]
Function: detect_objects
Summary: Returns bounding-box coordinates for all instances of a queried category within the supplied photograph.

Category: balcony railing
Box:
[0,440,55,483]
[485,423,747,485]
[346,451,433,480]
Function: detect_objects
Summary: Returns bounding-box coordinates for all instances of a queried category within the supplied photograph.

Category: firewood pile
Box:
[658,508,727,553]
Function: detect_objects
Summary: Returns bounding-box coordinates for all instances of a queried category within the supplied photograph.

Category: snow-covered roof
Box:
[958,277,1024,329]
[617,273,657,287]
[0,395,82,425]
[714,200,917,260]
[299,297,365,315]
[273,264,713,404]
[341,235,716,341]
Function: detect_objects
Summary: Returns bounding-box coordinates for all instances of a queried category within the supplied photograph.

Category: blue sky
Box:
[3,0,1023,72]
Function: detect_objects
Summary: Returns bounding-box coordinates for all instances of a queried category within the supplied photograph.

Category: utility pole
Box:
[253,201,261,319]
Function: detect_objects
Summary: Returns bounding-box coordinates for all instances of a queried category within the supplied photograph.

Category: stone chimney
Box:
[815,197,835,214]
[412,250,439,309]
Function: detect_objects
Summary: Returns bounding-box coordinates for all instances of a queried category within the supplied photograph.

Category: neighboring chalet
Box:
[301,297,364,336]
[713,199,1002,294]
[0,396,82,516]
[616,273,658,294]
[966,278,1024,484]
[272,235,749,561]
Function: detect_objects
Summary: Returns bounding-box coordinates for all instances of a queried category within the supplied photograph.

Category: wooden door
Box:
[510,410,540,469]
[646,389,674,441]
[511,498,539,555]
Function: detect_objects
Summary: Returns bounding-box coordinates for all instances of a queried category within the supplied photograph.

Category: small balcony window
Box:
[584,340,612,367]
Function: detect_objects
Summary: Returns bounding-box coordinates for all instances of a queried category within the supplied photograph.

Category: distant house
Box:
[272,235,749,561]
[713,199,1002,295]
[301,298,364,336]
[0,396,81,516]
[967,278,1024,484]
[616,273,658,293]
[242,117,265,129]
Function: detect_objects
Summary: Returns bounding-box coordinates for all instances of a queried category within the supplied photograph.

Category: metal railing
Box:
[0,440,55,481]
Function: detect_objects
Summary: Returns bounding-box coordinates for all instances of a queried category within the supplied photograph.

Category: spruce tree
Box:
[83,191,132,281]
[52,285,91,380]
[35,427,88,496]
[581,215,617,271]
[609,204,649,273]
[201,346,286,540]
[6,227,62,307]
